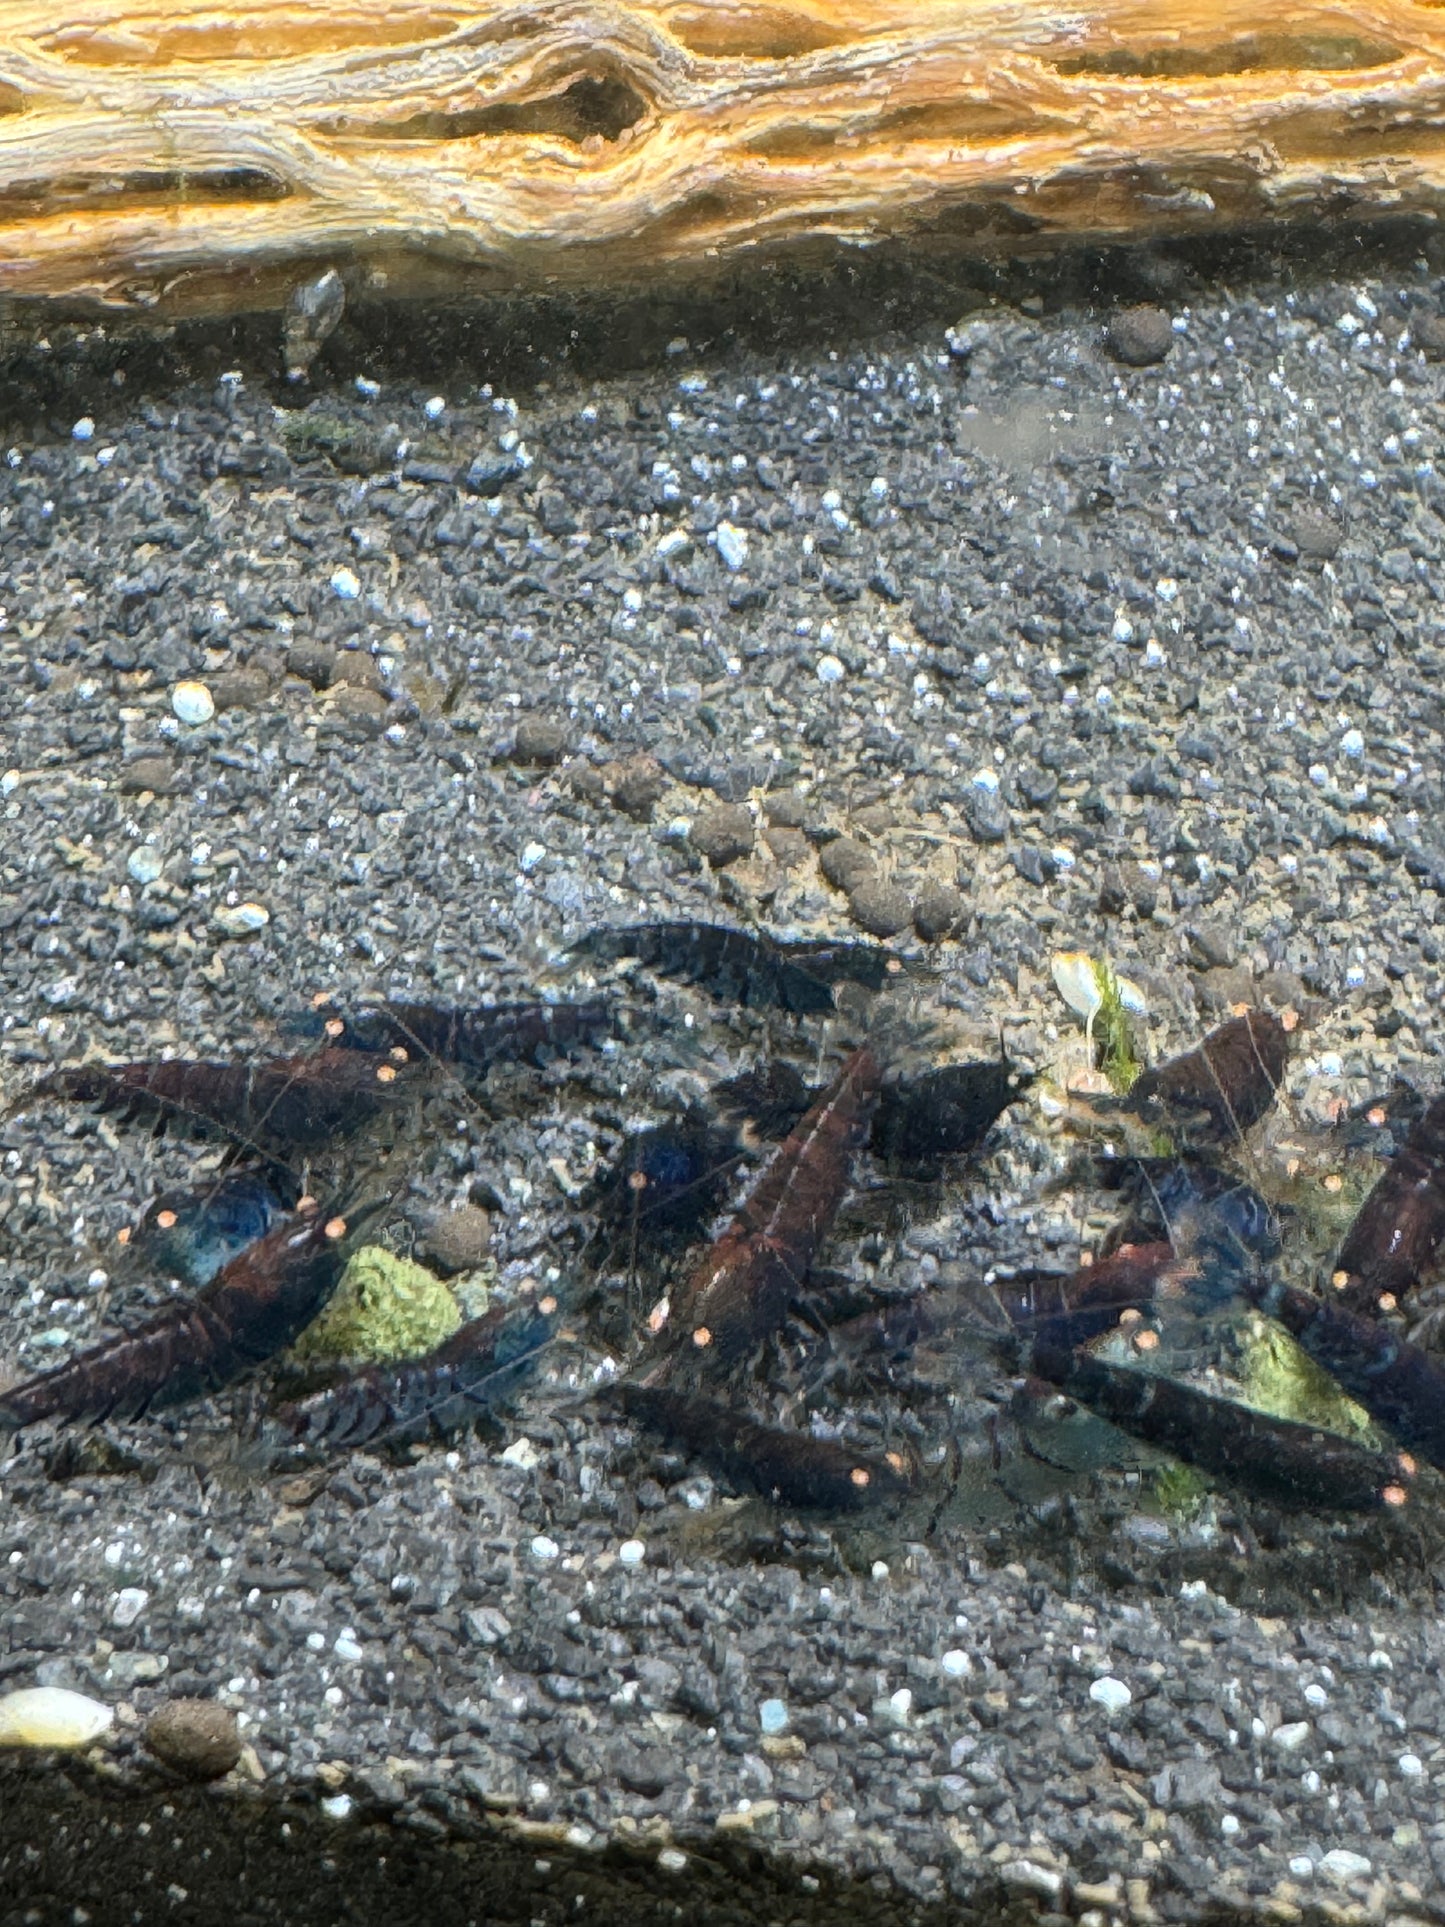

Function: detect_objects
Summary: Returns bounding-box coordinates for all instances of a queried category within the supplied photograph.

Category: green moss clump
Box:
[1238,1315,1378,1444]
[293,1245,464,1363]
[1154,1461,1209,1520]
[1091,959,1142,1095]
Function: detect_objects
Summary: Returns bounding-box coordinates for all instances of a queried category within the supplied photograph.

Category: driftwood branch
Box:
[2,0,1445,316]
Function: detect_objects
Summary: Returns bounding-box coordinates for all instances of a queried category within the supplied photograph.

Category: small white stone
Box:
[870,1560,890,1581]
[1155,577,1179,602]
[1368,1649,1393,1670]
[1302,1769,1321,1795]
[171,680,215,726]
[213,902,270,937]
[72,417,95,442]
[1273,1722,1310,1752]
[355,377,380,398]
[1089,1676,1132,1714]
[1304,1683,1329,1709]
[332,1632,363,1663]
[330,566,361,600]
[888,1687,912,1722]
[110,1587,149,1628]
[1344,963,1366,989]
[500,1438,541,1470]
[941,1649,972,1678]
[1399,1752,1425,1777]
[971,767,1000,791]
[1318,1849,1371,1882]
[1341,727,1365,757]
[530,1534,560,1562]
[0,1688,113,1750]
[714,522,748,571]
[816,653,845,684]
[1000,1861,1064,1902]
[1,770,18,795]
[1220,1813,1241,1838]
[127,846,164,885]
[759,1698,789,1735]
[658,1848,687,1874]
[519,841,547,875]
[617,1539,646,1569]
[1318,1052,1343,1078]
[1288,1855,1315,1877]
[424,396,446,419]
[1112,614,1135,643]
[1308,763,1330,787]
[320,1794,354,1822]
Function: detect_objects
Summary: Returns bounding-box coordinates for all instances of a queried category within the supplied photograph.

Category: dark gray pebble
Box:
[286,642,337,690]
[1413,311,1445,358]
[912,883,967,943]
[764,789,809,829]
[965,789,1010,844]
[819,836,877,893]
[512,717,567,767]
[1107,306,1175,367]
[1185,924,1235,970]
[689,803,754,867]
[1098,862,1158,919]
[210,665,274,712]
[418,1205,492,1275]
[847,878,912,938]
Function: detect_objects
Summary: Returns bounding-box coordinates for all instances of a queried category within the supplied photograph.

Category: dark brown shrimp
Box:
[617,1384,914,1510]
[1119,1009,1290,1143]
[278,1296,559,1452]
[0,1201,367,1428]
[1029,1345,1412,1513]
[1246,1270,1445,1473]
[658,1045,881,1381]
[23,1049,422,1152]
[316,999,615,1069]
[1329,1092,1445,1317]
[992,1241,1175,1358]
[570,921,890,1012]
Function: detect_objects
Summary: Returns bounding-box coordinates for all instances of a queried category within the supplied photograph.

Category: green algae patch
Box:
[1154,1460,1209,1521]
[292,1245,466,1364]
[1093,960,1143,1096]
[1238,1314,1378,1445]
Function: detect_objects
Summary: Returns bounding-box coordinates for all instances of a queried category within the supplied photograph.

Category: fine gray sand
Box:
[3,225,1445,1927]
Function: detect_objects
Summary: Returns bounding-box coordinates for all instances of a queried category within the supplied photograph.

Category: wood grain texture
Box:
[2,0,1444,315]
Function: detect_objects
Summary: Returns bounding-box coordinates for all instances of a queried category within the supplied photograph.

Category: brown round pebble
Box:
[850,803,896,836]
[419,1205,492,1275]
[912,883,967,943]
[819,836,877,893]
[764,789,809,829]
[512,717,567,766]
[327,684,389,725]
[286,641,337,690]
[607,755,666,820]
[1288,503,1343,561]
[690,803,754,868]
[145,1700,242,1782]
[210,665,275,713]
[1106,305,1174,367]
[1413,312,1445,358]
[848,878,912,938]
[118,756,183,797]
[764,826,810,867]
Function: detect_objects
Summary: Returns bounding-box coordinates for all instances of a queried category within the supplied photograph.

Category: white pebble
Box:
[1220,1813,1241,1838]
[714,522,748,571]
[1341,727,1365,757]
[1288,1855,1315,1878]
[127,846,164,885]
[500,1438,541,1469]
[1369,1649,1393,1670]
[330,566,361,600]
[1345,964,1366,989]
[759,1698,789,1735]
[617,1539,646,1569]
[332,1632,363,1663]
[971,767,1000,791]
[171,680,215,726]
[72,417,95,442]
[1089,1676,1132,1714]
[110,1587,149,1628]
[870,1560,890,1581]
[320,1794,354,1822]
[1,770,18,795]
[0,1687,113,1751]
[1304,1683,1329,1709]
[1308,763,1330,787]
[658,1848,687,1873]
[519,841,547,874]
[1318,1849,1371,1882]
[1399,1752,1424,1777]
[213,902,270,937]
[1272,1722,1310,1752]
[355,377,380,398]
[1318,1052,1343,1078]
[816,654,845,684]
[530,1534,560,1562]
[424,396,446,419]
[1302,1769,1321,1794]
[1111,614,1135,643]
[941,1649,973,1677]
[1155,577,1179,602]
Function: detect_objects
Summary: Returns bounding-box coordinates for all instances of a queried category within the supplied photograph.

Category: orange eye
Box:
[692,1325,713,1349]
[376,1064,397,1084]
[116,1227,131,1246]
[156,1210,178,1230]
[324,1216,347,1240]
[325,1018,345,1038]
[390,1047,408,1064]
[849,1467,871,1488]
[1383,1484,1409,1508]
[539,1295,558,1316]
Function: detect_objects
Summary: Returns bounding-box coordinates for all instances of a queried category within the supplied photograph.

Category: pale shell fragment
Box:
[0,1687,113,1751]
[171,680,216,726]
[213,901,270,937]
[1051,951,1103,1023]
